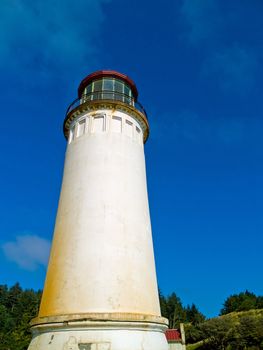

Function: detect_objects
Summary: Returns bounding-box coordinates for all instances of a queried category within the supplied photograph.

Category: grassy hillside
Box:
[186,309,263,350]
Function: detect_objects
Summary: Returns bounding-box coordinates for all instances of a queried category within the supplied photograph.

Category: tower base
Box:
[28,313,168,350]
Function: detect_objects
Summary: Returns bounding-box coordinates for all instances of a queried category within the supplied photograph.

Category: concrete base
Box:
[28,314,169,350]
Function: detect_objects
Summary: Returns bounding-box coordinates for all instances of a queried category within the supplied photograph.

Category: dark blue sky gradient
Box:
[0,0,262,318]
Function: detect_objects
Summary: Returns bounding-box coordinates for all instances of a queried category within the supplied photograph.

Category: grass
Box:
[186,309,263,349]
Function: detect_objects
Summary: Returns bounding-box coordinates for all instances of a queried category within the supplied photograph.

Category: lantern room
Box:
[64,70,148,142]
[78,70,139,105]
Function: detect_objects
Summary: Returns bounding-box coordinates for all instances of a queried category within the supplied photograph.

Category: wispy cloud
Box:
[203,46,258,94]
[180,0,222,46]
[183,112,258,146]
[180,0,260,94]
[172,111,208,142]
[151,110,262,147]
[217,118,245,145]
[2,234,51,271]
[0,0,110,85]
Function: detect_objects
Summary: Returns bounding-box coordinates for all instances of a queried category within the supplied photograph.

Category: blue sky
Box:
[0,0,262,318]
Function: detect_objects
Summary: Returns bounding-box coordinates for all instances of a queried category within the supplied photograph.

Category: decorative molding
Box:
[64,101,149,143]
[31,312,168,327]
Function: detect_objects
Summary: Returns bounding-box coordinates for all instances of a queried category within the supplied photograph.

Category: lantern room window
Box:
[83,78,133,105]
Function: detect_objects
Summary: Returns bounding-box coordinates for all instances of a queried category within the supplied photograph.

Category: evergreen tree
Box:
[166,292,186,328]
[159,291,205,328]
[185,303,206,325]
[0,283,41,350]
[158,289,167,318]
[220,291,258,315]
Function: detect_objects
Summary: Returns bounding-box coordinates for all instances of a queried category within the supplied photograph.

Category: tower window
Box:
[112,116,122,133]
[92,115,105,133]
[136,126,142,143]
[125,120,133,138]
[69,124,75,143]
[77,119,86,138]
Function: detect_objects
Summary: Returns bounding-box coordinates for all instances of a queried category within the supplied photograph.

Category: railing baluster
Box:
[66,91,147,120]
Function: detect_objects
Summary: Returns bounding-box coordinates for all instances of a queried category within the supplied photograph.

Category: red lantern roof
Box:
[78,70,139,100]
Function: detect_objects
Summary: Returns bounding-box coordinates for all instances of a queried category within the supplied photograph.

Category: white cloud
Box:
[0,0,111,84]
[2,234,51,271]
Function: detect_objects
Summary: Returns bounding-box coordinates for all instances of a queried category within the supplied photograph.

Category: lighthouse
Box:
[28,70,168,350]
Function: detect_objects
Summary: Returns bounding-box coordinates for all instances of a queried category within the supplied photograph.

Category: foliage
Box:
[220,291,262,315]
[1,284,262,350]
[185,304,206,325]
[186,309,263,350]
[0,283,41,350]
[186,341,205,350]
[199,316,235,350]
[231,314,263,349]
[159,290,206,329]
[185,322,204,344]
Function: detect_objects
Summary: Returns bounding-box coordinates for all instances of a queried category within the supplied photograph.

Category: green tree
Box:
[0,283,41,350]
[0,285,8,306]
[200,316,235,350]
[220,291,258,315]
[256,296,263,309]
[185,322,204,344]
[185,303,206,325]
[166,292,186,328]
[158,291,191,328]
[235,315,263,349]
[159,289,167,317]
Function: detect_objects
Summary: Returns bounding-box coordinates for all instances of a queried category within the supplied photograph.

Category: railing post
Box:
[65,92,147,120]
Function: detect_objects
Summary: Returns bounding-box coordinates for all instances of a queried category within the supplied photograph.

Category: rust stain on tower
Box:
[28,70,168,350]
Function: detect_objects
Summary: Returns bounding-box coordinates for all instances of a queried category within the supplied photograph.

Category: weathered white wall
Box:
[39,109,160,318]
[29,320,168,350]
[167,343,186,350]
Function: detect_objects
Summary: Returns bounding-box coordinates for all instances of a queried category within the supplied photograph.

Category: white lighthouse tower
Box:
[28,70,168,350]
